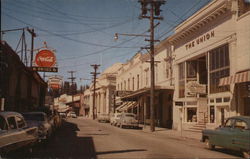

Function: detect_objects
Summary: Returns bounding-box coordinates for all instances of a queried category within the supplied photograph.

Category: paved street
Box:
[9,118,240,158]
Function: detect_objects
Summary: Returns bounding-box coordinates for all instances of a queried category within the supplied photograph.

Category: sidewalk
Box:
[140,124,202,141]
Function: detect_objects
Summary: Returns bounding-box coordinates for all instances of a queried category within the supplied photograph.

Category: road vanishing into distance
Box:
[8,118,242,159]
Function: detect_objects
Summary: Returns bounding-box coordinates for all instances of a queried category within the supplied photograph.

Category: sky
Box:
[1,0,211,87]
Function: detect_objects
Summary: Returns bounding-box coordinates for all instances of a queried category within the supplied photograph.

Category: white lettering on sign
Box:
[38,57,54,62]
[185,31,215,50]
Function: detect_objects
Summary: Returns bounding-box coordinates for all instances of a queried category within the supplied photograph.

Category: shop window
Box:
[187,107,197,122]
[209,44,230,94]
[187,61,197,78]
[216,98,222,103]
[223,97,230,102]
[210,99,214,103]
[179,63,185,98]
[210,106,215,123]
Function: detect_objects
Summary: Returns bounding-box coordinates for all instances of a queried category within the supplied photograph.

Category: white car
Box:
[117,113,139,129]
[110,113,121,126]
[97,114,110,123]
[22,112,52,141]
[67,112,77,118]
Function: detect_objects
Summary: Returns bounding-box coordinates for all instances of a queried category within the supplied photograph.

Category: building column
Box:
[106,88,110,114]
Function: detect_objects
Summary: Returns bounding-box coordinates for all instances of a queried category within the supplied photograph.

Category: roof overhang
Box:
[169,0,231,44]
[120,85,174,101]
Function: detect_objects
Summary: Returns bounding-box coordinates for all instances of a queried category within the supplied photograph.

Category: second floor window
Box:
[209,44,230,94]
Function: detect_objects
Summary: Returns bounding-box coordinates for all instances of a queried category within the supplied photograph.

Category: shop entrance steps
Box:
[185,122,206,133]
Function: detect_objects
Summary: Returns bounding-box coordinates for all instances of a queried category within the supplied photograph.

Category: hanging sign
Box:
[186,81,206,94]
[48,75,63,90]
[33,49,58,72]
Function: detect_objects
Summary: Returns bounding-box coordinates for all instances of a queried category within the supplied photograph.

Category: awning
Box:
[120,102,138,111]
[115,102,130,111]
[219,71,250,86]
[121,86,174,101]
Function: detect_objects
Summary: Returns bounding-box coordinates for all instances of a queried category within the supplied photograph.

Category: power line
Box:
[10,0,130,22]
[3,13,142,49]
[3,6,137,36]
[158,0,207,40]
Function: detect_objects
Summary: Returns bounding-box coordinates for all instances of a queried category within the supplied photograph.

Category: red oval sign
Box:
[35,49,56,67]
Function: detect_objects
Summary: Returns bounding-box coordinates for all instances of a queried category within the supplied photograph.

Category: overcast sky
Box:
[2,0,211,86]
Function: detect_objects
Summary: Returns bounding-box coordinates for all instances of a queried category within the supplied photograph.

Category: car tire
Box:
[205,138,215,150]
[243,151,250,159]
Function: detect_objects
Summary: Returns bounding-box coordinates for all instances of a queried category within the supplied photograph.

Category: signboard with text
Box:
[186,81,206,94]
[33,49,58,72]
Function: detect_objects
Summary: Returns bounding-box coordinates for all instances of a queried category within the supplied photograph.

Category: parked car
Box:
[110,113,121,126]
[117,113,139,129]
[22,112,52,141]
[59,112,67,118]
[97,114,110,123]
[0,111,38,155]
[201,116,250,158]
[67,111,77,118]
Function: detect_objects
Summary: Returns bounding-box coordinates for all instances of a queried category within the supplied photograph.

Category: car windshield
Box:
[23,114,45,121]
[125,114,135,117]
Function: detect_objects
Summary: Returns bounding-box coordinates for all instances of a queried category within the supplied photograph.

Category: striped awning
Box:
[219,71,250,86]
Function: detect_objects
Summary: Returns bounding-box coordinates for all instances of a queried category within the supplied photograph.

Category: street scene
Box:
[1,0,250,158]
[5,117,243,158]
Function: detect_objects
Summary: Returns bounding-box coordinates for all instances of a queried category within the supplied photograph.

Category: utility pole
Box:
[27,28,36,67]
[139,0,165,132]
[90,64,100,120]
[68,71,76,106]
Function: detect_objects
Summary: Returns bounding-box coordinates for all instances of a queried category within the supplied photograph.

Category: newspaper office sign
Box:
[32,49,58,72]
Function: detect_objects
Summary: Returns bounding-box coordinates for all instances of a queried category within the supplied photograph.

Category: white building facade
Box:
[170,0,250,131]
[83,63,122,119]
[116,41,174,128]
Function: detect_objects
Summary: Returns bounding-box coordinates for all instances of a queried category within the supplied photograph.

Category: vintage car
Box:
[97,114,110,123]
[0,111,38,155]
[22,112,52,141]
[67,111,77,118]
[117,113,139,129]
[110,113,121,126]
[201,116,250,158]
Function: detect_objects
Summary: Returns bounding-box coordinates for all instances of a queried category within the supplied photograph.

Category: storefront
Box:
[170,0,250,131]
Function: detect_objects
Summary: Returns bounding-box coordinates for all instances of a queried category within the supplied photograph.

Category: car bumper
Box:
[123,123,138,127]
